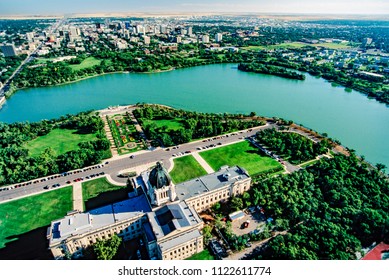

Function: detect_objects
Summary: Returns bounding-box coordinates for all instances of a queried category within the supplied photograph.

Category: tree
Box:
[242,192,251,208]
[202,225,213,244]
[93,235,122,260]
[212,202,221,213]
[231,196,243,211]
[375,163,386,172]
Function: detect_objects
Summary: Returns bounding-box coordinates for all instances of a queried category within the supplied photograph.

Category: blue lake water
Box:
[1,63,388,168]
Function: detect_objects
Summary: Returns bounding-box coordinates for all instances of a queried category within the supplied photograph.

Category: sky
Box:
[0,0,388,16]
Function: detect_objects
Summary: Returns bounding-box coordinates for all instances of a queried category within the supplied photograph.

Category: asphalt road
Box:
[0,123,276,203]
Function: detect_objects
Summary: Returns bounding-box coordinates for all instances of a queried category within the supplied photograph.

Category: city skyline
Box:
[0,0,388,16]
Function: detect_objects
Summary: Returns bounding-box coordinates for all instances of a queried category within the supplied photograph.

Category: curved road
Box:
[0,123,276,203]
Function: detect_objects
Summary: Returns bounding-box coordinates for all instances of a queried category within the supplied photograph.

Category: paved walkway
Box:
[72,182,84,212]
[167,158,175,172]
[105,174,127,186]
[192,152,215,174]
[101,115,119,158]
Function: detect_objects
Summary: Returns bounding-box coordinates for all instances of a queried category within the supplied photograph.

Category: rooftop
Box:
[147,201,202,240]
[175,166,249,201]
[159,229,202,253]
[49,194,151,244]
[362,242,389,260]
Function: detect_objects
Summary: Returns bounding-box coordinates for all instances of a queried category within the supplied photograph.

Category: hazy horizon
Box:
[0,0,388,16]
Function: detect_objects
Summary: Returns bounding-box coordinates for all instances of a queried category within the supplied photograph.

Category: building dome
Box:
[149,162,172,189]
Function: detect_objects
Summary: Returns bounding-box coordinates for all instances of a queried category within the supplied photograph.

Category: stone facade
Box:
[47,165,250,260]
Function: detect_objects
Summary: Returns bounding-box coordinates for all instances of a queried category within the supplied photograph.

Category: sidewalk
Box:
[192,152,215,174]
[72,182,84,212]
[101,115,118,157]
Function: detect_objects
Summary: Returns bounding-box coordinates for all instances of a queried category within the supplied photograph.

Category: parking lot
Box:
[231,211,266,236]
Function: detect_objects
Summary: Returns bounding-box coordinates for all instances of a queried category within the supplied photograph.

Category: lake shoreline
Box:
[0,64,388,170]
[7,68,176,96]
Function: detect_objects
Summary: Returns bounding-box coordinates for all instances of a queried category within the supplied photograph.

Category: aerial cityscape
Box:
[0,0,388,261]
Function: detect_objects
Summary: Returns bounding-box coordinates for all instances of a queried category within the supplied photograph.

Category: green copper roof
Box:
[149,162,172,189]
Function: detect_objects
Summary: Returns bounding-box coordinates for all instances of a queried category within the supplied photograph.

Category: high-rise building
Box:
[124,21,131,30]
[69,26,80,36]
[364,38,373,46]
[202,35,209,43]
[136,25,145,35]
[0,44,17,57]
[26,32,35,42]
[160,25,167,34]
[187,26,193,36]
[215,33,223,42]
[123,30,130,39]
[143,35,150,45]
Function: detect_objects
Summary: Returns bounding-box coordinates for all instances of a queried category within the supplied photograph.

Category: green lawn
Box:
[200,141,282,176]
[69,57,101,71]
[143,118,184,131]
[0,186,73,249]
[82,177,128,201]
[186,249,215,260]
[271,42,307,49]
[313,42,352,49]
[170,155,208,184]
[242,46,267,51]
[24,129,98,157]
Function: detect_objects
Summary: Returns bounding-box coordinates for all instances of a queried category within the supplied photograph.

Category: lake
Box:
[0,63,388,168]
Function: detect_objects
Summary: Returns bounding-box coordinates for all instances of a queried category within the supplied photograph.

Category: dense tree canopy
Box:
[256,128,330,164]
[134,104,265,146]
[238,62,305,80]
[0,112,110,186]
[251,154,389,259]
[93,235,122,260]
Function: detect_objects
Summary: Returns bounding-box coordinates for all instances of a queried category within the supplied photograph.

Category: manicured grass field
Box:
[186,249,215,260]
[24,129,98,157]
[82,177,128,201]
[200,141,282,176]
[170,155,208,184]
[313,42,352,49]
[271,42,307,49]
[143,118,184,131]
[0,186,73,249]
[69,57,101,71]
